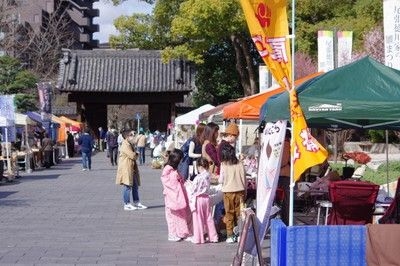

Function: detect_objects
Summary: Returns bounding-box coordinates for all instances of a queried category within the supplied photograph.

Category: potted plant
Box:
[342,151,371,179]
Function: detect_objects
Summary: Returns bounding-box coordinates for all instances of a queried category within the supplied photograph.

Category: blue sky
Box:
[93,0,153,43]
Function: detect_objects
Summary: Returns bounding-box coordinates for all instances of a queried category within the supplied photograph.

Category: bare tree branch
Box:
[0,1,75,80]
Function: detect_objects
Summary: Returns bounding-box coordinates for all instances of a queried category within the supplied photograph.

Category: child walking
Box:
[219,144,246,243]
[186,158,219,244]
[161,149,192,242]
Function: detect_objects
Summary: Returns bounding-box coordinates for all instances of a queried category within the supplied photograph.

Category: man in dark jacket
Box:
[106,127,119,166]
[78,128,94,171]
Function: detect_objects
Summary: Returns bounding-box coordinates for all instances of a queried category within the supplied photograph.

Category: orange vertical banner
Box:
[240,0,292,90]
[289,89,328,181]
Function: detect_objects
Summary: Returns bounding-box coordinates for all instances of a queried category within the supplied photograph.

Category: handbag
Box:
[177,155,191,180]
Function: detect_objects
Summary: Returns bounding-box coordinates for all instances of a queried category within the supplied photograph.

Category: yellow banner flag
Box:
[290,89,328,181]
[240,0,292,90]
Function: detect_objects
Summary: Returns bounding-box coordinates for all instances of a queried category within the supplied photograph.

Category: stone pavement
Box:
[0,151,266,265]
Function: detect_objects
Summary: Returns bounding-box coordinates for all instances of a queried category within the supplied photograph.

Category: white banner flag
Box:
[245,120,287,255]
[0,95,16,142]
[384,0,400,70]
[337,31,353,67]
[318,30,334,72]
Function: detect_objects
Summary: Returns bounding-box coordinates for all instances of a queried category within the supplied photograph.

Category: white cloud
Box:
[93,0,153,43]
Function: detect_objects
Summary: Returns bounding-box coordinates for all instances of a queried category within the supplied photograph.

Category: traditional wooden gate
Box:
[57,49,195,135]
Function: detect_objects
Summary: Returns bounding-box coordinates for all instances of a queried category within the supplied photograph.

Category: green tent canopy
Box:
[261,56,400,129]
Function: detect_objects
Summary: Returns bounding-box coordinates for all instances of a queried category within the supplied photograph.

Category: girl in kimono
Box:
[161,149,192,241]
[186,158,219,244]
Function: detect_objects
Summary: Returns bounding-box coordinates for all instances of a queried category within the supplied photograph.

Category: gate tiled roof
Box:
[57,49,195,93]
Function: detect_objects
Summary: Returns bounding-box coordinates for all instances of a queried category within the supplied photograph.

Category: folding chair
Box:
[328,180,379,225]
[379,177,400,224]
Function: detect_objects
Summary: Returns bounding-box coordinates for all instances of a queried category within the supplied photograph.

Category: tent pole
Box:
[25,124,32,173]
[65,125,69,159]
[386,130,390,195]
[5,127,12,175]
[239,119,243,154]
[334,131,338,163]
[288,0,296,227]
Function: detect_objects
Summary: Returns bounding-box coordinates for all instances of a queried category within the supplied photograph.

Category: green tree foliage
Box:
[110,0,155,4]
[109,0,384,105]
[110,0,258,101]
[295,0,383,57]
[367,130,399,143]
[14,94,37,113]
[110,14,159,49]
[0,55,38,112]
[193,41,243,106]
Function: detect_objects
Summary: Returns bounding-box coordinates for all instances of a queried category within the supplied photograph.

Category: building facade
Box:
[1,0,99,53]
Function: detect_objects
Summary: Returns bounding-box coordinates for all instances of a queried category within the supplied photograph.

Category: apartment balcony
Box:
[85,8,99,18]
[86,24,99,33]
[79,33,99,47]
[79,33,90,43]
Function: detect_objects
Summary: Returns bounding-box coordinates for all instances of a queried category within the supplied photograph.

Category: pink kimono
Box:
[161,165,192,239]
[186,170,218,244]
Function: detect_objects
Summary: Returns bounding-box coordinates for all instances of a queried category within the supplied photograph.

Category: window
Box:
[46,1,54,13]
[34,14,40,23]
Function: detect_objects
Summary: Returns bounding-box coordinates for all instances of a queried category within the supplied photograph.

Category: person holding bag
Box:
[161,148,192,242]
[187,123,206,180]
[177,123,205,180]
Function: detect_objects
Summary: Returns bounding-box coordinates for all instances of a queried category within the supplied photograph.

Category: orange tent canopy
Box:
[223,72,323,120]
[51,115,67,143]
[59,116,83,132]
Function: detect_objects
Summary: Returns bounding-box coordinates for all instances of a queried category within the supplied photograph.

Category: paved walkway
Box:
[0,151,263,265]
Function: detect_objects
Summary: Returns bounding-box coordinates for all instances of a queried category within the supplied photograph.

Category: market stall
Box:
[261,57,400,129]
[174,104,215,147]
[59,116,83,133]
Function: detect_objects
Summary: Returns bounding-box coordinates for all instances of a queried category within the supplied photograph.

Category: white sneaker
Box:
[134,202,148,209]
[226,236,236,244]
[168,235,182,242]
[183,236,193,242]
[124,203,137,211]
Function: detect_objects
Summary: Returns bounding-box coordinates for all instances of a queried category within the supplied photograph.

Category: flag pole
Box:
[288,0,296,227]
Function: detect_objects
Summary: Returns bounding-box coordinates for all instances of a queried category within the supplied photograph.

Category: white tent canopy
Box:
[0,116,14,127]
[15,113,36,126]
[174,104,215,125]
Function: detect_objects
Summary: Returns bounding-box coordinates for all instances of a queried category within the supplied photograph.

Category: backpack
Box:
[178,137,193,180]
[180,137,192,157]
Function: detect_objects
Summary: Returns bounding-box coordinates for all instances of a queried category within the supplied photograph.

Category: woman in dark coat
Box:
[67,131,75,158]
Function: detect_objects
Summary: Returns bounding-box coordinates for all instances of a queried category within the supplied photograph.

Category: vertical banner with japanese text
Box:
[0,95,16,142]
[383,0,400,70]
[37,82,52,122]
[317,30,334,72]
[240,0,292,90]
[290,89,328,181]
[37,82,52,135]
[244,120,286,255]
[337,31,353,67]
